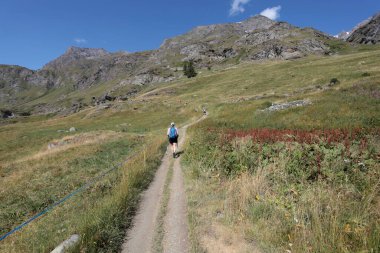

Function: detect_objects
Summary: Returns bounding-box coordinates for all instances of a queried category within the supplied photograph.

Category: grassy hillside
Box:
[0,100,199,252]
[0,46,379,252]
[179,48,380,253]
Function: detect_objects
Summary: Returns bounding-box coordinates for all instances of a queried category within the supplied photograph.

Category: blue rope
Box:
[0,160,126,242]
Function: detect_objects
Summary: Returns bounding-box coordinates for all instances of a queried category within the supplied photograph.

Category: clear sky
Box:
[1,0,379,70]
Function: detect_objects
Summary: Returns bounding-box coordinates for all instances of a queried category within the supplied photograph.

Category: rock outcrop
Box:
[263,100,312,112]
[347,12,380,44]
[155,16,333,66]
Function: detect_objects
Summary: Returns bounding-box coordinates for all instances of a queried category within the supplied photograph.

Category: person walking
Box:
[167,122,179,158]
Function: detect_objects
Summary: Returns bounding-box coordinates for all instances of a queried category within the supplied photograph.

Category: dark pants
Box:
[169,136,178,145]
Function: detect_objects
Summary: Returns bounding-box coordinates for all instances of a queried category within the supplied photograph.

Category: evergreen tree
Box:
[183,61,197,78]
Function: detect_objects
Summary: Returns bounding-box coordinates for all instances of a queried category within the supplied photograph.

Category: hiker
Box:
[167,122,179,158]
[202,107,207,115]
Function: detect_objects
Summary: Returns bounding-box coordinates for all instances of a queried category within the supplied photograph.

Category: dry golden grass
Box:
[184,134,380,253]
[201,223,261,253]
[2,131,122,167]
[184,169,263,253]
[224,170,270,222]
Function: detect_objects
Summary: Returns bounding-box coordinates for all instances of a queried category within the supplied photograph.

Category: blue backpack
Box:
[169,127,177,138]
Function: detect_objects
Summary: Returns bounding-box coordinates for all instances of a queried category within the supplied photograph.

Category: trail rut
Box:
[122,116,205,253]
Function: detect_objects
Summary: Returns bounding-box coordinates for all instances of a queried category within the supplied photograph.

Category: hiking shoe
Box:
[173,152,176,158]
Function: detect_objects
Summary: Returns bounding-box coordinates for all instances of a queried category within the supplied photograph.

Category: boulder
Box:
[1,110,14,119]
[51,234,80,253]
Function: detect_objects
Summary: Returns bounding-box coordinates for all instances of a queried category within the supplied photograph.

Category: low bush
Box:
[184,126,380,252]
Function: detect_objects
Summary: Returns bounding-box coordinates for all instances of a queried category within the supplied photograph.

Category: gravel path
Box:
[122,116,205,253]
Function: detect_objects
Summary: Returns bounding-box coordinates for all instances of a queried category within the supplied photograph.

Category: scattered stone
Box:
[48,143,57,150]
[119,95,129,101]
[105,95,116,101]
[262,100,312,112]
[1,110,14,119]
[216,210,224,219]
[282,50,304,60]
[358,162,366,171]
[96,104,111,110]
[69,127,76,132]
[51,234,80,253]
[71,102,84,113]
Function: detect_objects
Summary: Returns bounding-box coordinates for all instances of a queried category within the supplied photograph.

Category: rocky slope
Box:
[347,12,380,44]
[0,65,55,108]
[155,16,332,66]
[1,15,343,115]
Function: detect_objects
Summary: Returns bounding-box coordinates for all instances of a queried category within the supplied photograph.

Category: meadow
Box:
[0,99,198,252]
[181,47,380,253]
[0,45,379,252]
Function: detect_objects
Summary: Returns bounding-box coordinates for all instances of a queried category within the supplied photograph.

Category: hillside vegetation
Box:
[0,46,379,252]
[181,48,380,253]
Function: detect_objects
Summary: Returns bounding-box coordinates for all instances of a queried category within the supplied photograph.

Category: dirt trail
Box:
[163,125,190,253]
[122,116,205,253]
[121,146,171,253]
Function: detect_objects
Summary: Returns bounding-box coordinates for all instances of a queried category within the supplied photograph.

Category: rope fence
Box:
[0,152,139,242]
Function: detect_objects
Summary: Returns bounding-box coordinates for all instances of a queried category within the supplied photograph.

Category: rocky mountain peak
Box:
[65,46,109,57]
[239,15,277,31]
[43,46,110,70]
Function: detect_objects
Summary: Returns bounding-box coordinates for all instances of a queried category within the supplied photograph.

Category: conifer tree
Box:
[183,61,197,78]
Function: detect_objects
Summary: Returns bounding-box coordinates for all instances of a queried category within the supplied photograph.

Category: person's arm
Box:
[176,128,179,137]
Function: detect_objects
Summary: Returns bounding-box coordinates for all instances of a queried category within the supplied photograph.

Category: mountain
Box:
[346,12,380,44]
[0,15,343,115]
[335,31,351,40]
[0,65,55,111]
[155,15,333,66]
[43,47,110,70]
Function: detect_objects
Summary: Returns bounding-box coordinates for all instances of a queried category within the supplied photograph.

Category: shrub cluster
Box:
[184,127,380,252]
[194,127,378,180]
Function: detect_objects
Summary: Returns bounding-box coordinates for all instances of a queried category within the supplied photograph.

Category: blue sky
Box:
[1,0,379,70]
